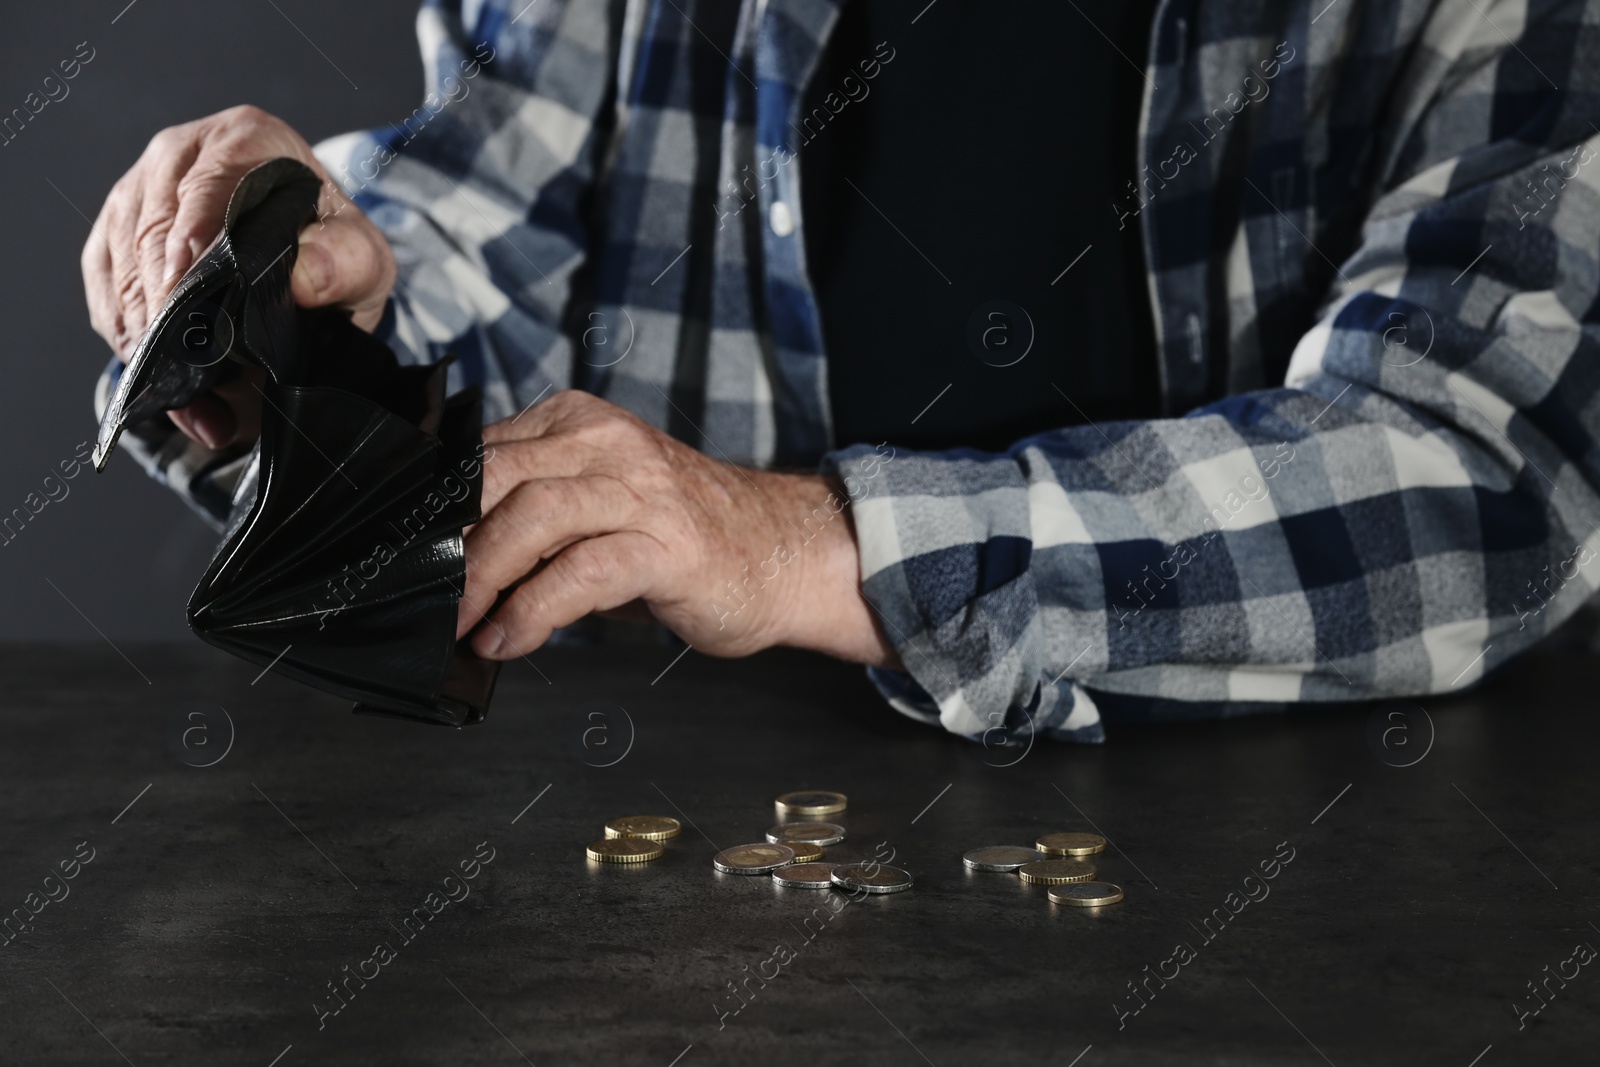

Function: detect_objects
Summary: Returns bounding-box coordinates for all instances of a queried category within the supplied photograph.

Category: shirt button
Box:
[768,200,795,237]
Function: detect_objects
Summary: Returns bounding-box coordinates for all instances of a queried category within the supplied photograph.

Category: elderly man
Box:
[84,0,1600,744]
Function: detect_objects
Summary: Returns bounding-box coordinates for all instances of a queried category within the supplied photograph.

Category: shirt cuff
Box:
[824,441,1106,745]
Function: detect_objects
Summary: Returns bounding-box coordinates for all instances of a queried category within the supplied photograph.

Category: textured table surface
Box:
[0,638,1596,1065]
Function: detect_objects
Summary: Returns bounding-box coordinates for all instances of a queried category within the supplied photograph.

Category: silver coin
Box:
[772,862,836,889]
[712,842,796,875]
[766,821,847,847]
[830,862,914,894]
[963,846,1048,872]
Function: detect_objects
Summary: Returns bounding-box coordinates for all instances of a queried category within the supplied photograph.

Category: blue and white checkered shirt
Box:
[106,0,1600,744]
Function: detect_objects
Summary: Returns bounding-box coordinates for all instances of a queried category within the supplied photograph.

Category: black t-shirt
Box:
[801,0,1163,453]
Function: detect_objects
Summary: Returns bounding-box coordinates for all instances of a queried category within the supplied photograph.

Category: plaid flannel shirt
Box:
[105,0,1600,745]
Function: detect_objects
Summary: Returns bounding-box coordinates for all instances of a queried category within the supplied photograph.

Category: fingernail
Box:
[474,630,504,659]
[164,236,195,285]
[193,420,225,450]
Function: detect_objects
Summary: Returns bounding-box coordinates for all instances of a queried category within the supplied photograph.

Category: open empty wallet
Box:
[93,157,499,726]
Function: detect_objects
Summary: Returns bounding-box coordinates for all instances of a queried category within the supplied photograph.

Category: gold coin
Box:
[1048,881,1124,907]
[786,841,826,863]
[1017,858,1098,885]
[1035,832,1107,857]
[774,791,847,817]
[586,838,663,863]
[604,815,682,841]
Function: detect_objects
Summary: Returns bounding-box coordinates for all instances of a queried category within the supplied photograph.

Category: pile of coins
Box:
[963,831,1124,907]
[587,791,914,895]
[584,814,682,863]
[713,791,913,894]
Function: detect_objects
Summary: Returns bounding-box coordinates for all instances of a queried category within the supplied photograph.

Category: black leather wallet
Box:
[94,158,499,726]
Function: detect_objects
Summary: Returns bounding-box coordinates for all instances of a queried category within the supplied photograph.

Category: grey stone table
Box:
[0,635,1597,1066]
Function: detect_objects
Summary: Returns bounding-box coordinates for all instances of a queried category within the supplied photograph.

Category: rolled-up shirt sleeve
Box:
[311,0,618,418]
[825,8,1600,744]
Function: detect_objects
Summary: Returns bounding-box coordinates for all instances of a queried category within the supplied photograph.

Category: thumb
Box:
[290,213,395,330]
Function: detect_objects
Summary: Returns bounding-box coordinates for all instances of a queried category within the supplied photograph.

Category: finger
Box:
[81,213,122,354]
[105,170,153,351]
[484,388,616,444]
[211,369,265,445]
[478,434,597,514]
[474,532,657,658]
[457,475,644,637]
[290,213,395,326]
[163,152,251,297]
[163,366,268,449]
[492,388,558,439]
[135,128,202,314]
[167,398,233,449]
[485,406,554,444]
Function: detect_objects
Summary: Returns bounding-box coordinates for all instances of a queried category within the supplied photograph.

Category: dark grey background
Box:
[0,0,424,639]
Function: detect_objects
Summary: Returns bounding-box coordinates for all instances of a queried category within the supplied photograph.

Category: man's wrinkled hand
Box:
[82,105,396,450]
[457,390,895,667]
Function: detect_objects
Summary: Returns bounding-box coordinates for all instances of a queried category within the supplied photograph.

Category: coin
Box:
[786,841,826,863]
[1017,858,1098,885]
[712,843,796,875]
[774,791,847,817]
[963,846,1048,872]
[772,862,836,889]
[1035,832,1107,857]
[586,838,663,863]
[766,822,846,846]
[604,815,682,841]
[830,863,913,894]
[1048,881,1124,907]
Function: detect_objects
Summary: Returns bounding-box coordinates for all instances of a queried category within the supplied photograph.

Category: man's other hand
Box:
[82,105,396,449]
[457,391,897,668]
